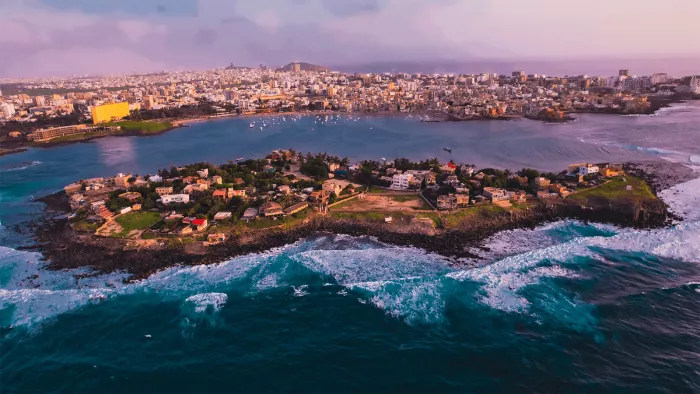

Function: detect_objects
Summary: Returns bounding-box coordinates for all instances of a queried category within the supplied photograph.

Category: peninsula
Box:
[28,150,673,281]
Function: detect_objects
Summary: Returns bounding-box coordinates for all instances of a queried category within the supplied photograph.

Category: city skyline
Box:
[1,0,700,78]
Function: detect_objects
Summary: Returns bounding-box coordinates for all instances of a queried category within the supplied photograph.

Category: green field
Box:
[109,121,173,134]
[329,197,359,209]
[389,194,434,210]
[37,131,107,144]
[114,211,162,238]
[440,205,507,229]
[568,176,655,202]
[30,121,173,145]
[71,219,101,233]
[415,212,441,227]
[245,217,283,229]
[331,212,387,221]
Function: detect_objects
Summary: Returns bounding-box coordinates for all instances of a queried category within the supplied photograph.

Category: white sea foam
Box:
[0,244,283,327]
[0,160,42,172]
[2,205,699,329]
[352,278,445,324]
[448,219,700,313]
[184,292,228,313]
[658,167,700,222]
[448,238,588,312]
[292,285,309,297]
[291,247,451,285]
[463,220,618,264]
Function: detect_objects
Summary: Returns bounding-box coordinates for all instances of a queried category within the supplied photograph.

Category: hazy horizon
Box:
[1,0,699,78]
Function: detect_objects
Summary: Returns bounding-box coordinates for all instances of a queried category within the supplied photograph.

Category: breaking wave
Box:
[2,219,698,330]
[0,160,42,173]
[1,173,699,331]
[185,293,228,313]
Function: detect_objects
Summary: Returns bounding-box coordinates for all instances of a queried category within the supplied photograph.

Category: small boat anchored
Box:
[249,123,254,128]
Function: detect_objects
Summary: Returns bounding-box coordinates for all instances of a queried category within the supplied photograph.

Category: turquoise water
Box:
[1,108,700,392]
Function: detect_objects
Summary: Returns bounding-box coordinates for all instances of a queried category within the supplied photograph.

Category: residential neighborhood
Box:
[62,149,636,246]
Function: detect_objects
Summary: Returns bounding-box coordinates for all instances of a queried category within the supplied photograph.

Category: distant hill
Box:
[225,63,252,70]
[278,62,330,72]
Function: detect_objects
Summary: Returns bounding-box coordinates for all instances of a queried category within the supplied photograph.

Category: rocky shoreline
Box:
[21,163,682,282]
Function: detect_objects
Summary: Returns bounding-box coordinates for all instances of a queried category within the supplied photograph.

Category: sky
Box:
[1,0,699,78]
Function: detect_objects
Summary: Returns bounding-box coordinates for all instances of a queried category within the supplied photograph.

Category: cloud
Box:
[0,0,699,78]
[321,0,388,17]
[37,0,199,17]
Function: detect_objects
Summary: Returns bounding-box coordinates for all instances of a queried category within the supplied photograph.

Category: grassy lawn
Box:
[330,197,360,209]
[568,176,655,202]
[367,186,386,193]
[108,121,173,134]
[37,131,107,144]
[71,219,101,233]
[415,212,441,227]
[30,121,173,144]
[441,205,507,229]
[113,211,162,238]
[331,211,387,221]
[246,217,283,229]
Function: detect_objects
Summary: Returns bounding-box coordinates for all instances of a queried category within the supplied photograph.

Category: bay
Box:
[1,104,699,393]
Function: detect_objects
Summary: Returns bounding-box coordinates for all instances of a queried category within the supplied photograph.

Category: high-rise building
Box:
[291,62,301,72]
[143,95,155,110]
[651,73,669,85]
[91,102,129,124]
[1,102,16,117]
[35,96,46,106]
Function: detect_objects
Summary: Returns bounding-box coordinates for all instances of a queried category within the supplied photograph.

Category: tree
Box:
[519,168,540,181]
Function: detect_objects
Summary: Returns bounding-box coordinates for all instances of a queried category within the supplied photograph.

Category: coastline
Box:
[1,99,696,157]
[22,160,688,282]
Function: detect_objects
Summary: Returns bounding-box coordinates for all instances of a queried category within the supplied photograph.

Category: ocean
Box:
[1,104,699,393]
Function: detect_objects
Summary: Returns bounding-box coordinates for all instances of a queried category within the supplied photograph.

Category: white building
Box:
[148,174,163,183]
[0,103,15,118]
[579,163,600,175]
[322,180,343,196]
[391,173,414,190]
[160,194,190,204]
[197,168,209,178]
[460,165,474,177]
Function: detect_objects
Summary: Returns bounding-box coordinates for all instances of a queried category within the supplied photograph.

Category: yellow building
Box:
[601,167,622,177]
[91,102,129,124]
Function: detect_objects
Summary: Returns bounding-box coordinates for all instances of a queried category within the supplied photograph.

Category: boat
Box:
[259,127,263,131]
[249,123,254,128]
[443,147,452,153]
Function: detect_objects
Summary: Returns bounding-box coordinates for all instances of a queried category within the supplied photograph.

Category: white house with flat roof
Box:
[579,163,599,175]
[160,194,190,204]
